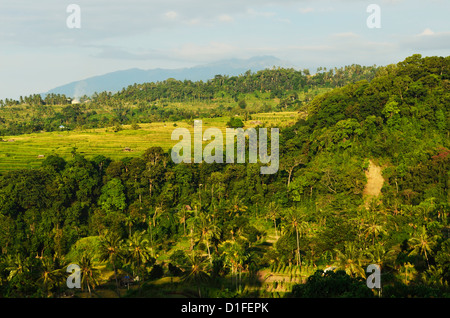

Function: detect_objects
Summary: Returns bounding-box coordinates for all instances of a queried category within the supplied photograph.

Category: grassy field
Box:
[0,111,301,172]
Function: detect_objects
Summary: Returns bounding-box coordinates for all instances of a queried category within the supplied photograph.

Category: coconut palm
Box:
[176,205,191,236]
[363,213,387,247]
[125,230,152,284]
[366,242,398,270]
[266,202,280,239]
[408,225,440,269]
[421,265,446,287]
[282,208,308,267]
[152,205,164,227]
[220,240,248,291]
[228,195,248,217]
[98,230,124,296]
[78,253,100,297]
[148,205,164,253]
[186,201,205,246]
[38,256,66,297]
[6,253,29,282]
[198,212,221,264]
[334,241,366,278]
[182,252,210,298]
[124,215,135,238]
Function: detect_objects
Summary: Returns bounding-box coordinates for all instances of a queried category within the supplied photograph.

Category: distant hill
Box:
[44,56,294,98]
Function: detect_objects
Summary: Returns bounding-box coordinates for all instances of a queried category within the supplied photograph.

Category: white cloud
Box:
[2,0,450,100]
[165,11,178,19]
[401,29,450,51]
[299,7,314,14]
[418,28,435,36]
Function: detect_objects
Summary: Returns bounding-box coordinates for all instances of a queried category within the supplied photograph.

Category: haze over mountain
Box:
[44,56,294,99]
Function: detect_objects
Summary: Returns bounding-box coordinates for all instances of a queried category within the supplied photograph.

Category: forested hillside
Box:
[0,64,378,136]
[0,54,448,298]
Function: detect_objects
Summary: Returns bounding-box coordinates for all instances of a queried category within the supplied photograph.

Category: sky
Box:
[1,0,450,100]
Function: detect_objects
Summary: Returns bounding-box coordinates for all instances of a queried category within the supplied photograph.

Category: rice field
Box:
[0,111,301,172]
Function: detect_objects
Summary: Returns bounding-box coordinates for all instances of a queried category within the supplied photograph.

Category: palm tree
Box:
[408,225,440,269]
[148,205,164,253]
[363,213,387,247]
[334,241,366,278]
[6,253,29,282]
[78,253,100,297]
[182,252,210,298]
[176,205,191,236]
[186,215,199,251]
[124,215,135,238]
[415,200,435,222]
[98,231,123,296]
[228,195,248,217]
[366,242,398,270]
[152,205,164,228]
[266,202,280,239]
[220,240,248,291]
[421,265,446,287]
[198,212,221,265]
[282,208,308,267]
[38,256,66,297]
[125,230,152,286]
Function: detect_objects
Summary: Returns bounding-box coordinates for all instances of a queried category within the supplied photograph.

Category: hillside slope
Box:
[0,54,448,298]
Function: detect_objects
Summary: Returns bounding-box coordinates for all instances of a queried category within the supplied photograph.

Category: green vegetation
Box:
[0,64,378,136]
[0,113,298,172]
[0,55,448,298]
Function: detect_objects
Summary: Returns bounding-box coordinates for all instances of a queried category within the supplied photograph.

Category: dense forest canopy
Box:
[0,54,448,298]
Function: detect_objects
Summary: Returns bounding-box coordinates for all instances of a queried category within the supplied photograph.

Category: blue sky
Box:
[1,0,450,100]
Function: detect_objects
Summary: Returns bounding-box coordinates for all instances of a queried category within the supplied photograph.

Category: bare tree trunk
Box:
[113,261,121,297]
[87,281,92,297]
[296,227,301,267]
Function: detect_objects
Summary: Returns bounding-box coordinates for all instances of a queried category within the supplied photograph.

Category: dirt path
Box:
[363,160,384,208]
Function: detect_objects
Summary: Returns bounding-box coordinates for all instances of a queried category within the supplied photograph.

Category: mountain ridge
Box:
[45,56,294,98]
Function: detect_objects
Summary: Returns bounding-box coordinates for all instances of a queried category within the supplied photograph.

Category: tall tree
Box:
[182,252,210,298]
[408,225,440,269]
[334,242,366,278]
[282,208,308,267]
[266,202,280,239]
[78,253,100,297]
[37,256,65,297]
[125,230,153,287]
[98,231,123,296]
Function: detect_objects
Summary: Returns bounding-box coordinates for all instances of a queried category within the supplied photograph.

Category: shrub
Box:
[290,270,374,298]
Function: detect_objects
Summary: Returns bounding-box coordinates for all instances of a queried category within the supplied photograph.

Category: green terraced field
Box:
[0,112,301,172]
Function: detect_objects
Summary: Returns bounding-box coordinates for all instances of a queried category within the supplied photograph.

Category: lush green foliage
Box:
[290,270,374,298]
[0,55,448,298]
[0,65,378,136]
